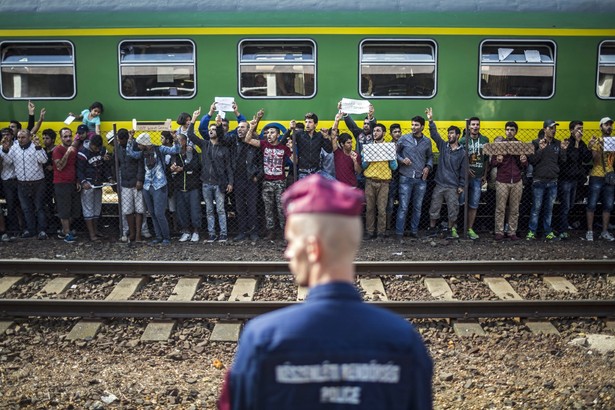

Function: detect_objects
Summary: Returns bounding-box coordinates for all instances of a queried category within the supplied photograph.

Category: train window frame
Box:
[0,40,76,100]
[359,39,437,99]
[597,40,615,99]
[118,39,196,100]
[238,39,317,99]
[478,39,557,100]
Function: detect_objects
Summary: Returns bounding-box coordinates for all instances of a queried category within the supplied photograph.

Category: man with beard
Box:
[226,112,263,242]
[362,124,398,240]
[0,129,48,239]
[490,121,528,241]
[283,112,333,180]
[395,115,433,239]
[52,128,81,243]
[425,108,467,239]
[458,116,489,240]
[585,117,615,242]
[187,110,233,243]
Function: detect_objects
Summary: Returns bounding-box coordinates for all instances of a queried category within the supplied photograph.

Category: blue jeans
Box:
[395,176,426,235]
[386,175,400,215]
[143,185,170,240]
[587,176,615,213]
[17,179,47,234]
[459,177,482,209]
[558,180,577,232]
[202,184,227,236]
[528,180,557,234]
[175,189,202,231]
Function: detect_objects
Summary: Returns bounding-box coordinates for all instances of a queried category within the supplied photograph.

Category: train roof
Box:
[3,0,615,13]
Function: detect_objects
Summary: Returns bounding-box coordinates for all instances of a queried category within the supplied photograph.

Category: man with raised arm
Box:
[245,114,292,240]
[425,107,466,239]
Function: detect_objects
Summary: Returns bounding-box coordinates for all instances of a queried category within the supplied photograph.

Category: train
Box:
[1,0,614,139]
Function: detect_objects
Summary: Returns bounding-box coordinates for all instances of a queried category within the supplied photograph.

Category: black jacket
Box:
[187,123,233,187]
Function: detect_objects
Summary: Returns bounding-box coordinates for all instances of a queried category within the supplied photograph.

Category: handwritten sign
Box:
[215,97,235,112]
[341,98,371,115]
[483,141,534,156]
[362,143,396,162]
[604,137,615,152]
[132,119,172,131]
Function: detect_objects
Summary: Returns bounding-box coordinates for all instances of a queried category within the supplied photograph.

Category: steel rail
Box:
[1,259,614,276]
[0,299,613,320]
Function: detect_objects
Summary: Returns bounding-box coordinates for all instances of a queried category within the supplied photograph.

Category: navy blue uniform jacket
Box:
[225,282,433,409]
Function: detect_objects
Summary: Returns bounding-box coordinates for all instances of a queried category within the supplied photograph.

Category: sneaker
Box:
[559,232,570,240]
[467,228,479,240]
[363,232,376,240]
[206,234,217,243]
[142,231,152,239]
[585,231,594,242]
[494,233,505,241]
[508,233,520,241]
[526,231,536,240]
[161,239,171,245]
[394,234,404,241]
[120,235,129,243]
[218,234,228,243]
[449,227,459,239]
[545,232,559,241]
[425,227,439,238]
[408,231,419,239]
[233,233,247,242]
[21,231,34,239]
[250,232,259,241]
[600,231,615,242]
[1,233,9,242]
[63,233,76,244]
[38,231,48,240]
[150,238,162,245]
[179,232,191,242]
[190,232,199,242]
[266,230,276,241]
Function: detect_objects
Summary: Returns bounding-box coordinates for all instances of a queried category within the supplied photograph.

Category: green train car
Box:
[1,0,614,137]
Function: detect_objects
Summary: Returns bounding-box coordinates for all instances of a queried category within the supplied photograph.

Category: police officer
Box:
[219,174,433,410]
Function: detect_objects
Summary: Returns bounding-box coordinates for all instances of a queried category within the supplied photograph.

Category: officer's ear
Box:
[305,235,321,264]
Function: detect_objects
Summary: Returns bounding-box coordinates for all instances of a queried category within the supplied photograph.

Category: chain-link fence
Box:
[1,124,613,242]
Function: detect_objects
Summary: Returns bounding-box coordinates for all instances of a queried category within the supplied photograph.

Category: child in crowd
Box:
[69,101,104,135]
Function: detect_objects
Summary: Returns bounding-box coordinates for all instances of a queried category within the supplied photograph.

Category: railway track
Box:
[1,259,614,341]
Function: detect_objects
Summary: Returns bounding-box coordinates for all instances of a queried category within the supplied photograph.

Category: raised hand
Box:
[425,107,433,122]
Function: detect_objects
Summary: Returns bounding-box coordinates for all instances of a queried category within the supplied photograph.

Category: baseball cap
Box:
[543,120,559,128]
[599,117,613,126]
[76,124,89,134]
[282,174,364,217]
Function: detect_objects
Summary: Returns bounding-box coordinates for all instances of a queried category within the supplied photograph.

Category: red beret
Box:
[283,174,364,217]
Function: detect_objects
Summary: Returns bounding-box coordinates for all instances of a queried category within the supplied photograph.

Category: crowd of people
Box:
[1,100,614,244]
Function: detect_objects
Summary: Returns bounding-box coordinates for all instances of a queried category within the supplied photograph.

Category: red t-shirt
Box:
[52,145,77,183]
[334,149,358,187]
[260,140,291,181]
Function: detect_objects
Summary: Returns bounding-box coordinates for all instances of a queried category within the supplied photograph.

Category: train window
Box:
[360,40,436,98]
[0,41,75,100]
[597,41,615,99]
[479,40,556,99]
[239,40,316,98]
[119,40,195,99]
